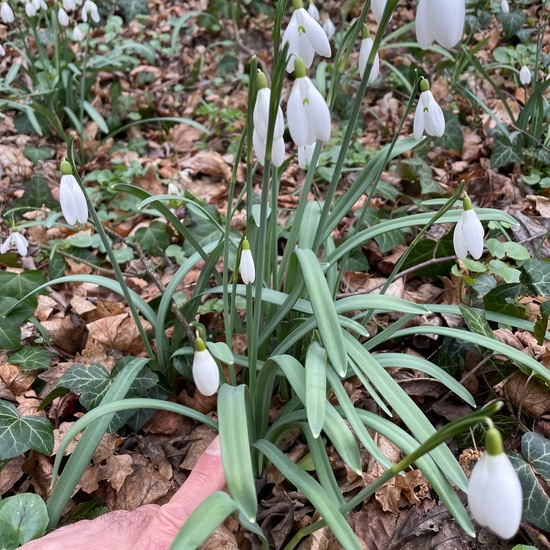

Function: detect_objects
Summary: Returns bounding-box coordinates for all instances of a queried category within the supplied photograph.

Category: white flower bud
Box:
[307,1,319,21]
[323,17,335,39]
[60,161,88,225]
[58,7,69,26]
[453,197,484,260]
[0,2,14,23]
[240,239,255,284]
[501,0,509,13]
[359,36,380,84]
[192,339,220,396]
[519,65,531,85]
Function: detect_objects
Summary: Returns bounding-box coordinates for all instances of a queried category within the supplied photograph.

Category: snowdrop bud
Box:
[416,0,465,49]
[240,237,255,284]
[167,182,179,195]
[413,78,445,140]
[252,71,285,167]
[468,427,522,539]
[307,0,319,21]
[0,2,14,23]
[287,56,331,147]
[63,0,76,11]
[371,0,388,24]
[58,7,69,26]
[500,0,509,13]
[60,160,88,225]
[519,65,531,85]
[1,231,28,256]
[72,25,85,41]
[323,17,335,39]
[25,2,37,17]
[453,196,484,260]
[0,43,5,56]
[359,25,380,84]
[298,143,315,169]
[282,0,331,72]
[81,0,99,23]
[192,338,220,396]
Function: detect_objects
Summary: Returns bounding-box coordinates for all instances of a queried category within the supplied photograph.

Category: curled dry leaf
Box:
[503,371,550,418]
[86,313,152,354]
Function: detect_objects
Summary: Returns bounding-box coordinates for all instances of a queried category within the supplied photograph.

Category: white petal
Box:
[0,239,10,254]
[519,65,531,85]
[453,215,468,259]
[282,17,300,72]
[253,88,271,142]
[305,78,331,143]
[371,0,387,23]
[323,18,335,39]
[272,136,286,167]
[307,2,319,22]
[253,130,266,165]
[501,0,509,13]
[240,249,256,284]
[0,44,5,56]
[60,176,77,225]
[298,143,315,169]
[274,105,284,139]
[413,100,425,140]
[13,233,28,256]
[299,8,331,58]
[424,92,445,137]
[359,38,379,84]
[430,0,465,49]
[287,80,309,147]
[415,0,434,49]
[192,349,220,396]
[58,8,69,26]
[1,2,14,23]
[461,209,484,259]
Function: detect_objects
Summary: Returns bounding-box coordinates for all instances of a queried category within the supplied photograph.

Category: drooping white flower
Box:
[413,78,445,140]
[72,25,85,41]
[58,7,69,26]
[323,17,335,39]
[359,25,380,84]
[453,196,484,260]
[467,427,522,539]
[192,338,220,396]
[0,2,14,23]
[371,0,388,23]
[60,160,88,225]
[519,65,531,85]
[25,2,37,17]
[252,71,285,167]
[81,0,99,23]
[0,43,5,56]
[298,143,315,169]
[31,0,46,12]
[63,0,76,11]
[240,237,255,284]
[167,182,180,196]
[307,1,319,21]
[415,0,465,49]
[287,57,331,147]
[500,0,509,13]
[1,231,28,256]
[282,0,331,72]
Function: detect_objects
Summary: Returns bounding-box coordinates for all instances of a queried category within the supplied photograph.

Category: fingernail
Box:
[206,435,221,456]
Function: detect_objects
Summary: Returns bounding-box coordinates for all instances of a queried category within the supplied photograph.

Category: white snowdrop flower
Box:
[58,7,69,26]
[413,78,445,140]
[0,43,5,56]
[323,17,335,39]
[72,25,85,41]
[63,0,76,11]
[60,160,88,225]
[453,196,484,260]
[416,0,465,49]
[468,427,522,539]
[307,1,319,21]
[31,0,46,12]
[192,338,220,396]
[287,57,331,147]
[167,182,180,196]
[519,65,531,85]
[1,231,28,256]
[298,143,315,169]
[359,25,380,84]
[252,71,285,167]
[500,0,509,13]
[240,238,255,285]
[282,0,331,72]
[25,2,37,17]
[81,0,99,23]
[371,0,388,24]
[0,2,14,23]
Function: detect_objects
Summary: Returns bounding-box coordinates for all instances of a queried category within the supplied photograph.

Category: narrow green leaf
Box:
[83,100,109,133]
[459,305,495,340]
[305,342,327,438]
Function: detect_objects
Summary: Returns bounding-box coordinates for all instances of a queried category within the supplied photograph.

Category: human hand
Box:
[20,436,225,550]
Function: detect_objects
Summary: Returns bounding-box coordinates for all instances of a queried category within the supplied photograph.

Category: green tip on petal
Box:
[361,24,370,39]
[463,195,473,211]
[292,0,303,9]
[242,237,251,250]
[195,337,206,352]
[294,56,307,78]
[419,78,430,93]
[485,427,504,456]
[60,159,73,176]
[256,70,268,90]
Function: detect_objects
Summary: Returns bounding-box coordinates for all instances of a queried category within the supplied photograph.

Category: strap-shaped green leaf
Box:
[305,342,327,439]
[295,249,347,377]
[218,384,257,522]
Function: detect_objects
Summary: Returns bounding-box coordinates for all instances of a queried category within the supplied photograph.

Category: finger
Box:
[134,436,225,549]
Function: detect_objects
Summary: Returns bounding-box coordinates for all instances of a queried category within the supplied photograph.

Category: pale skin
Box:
[20,436,225,550]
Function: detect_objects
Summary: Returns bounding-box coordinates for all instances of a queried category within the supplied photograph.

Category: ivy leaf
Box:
[483,283,531,318]
[0,494,48,546]
[23,146,53,164]
[10,348,53,371]
[459,305,494,339]
[134,221,171,255]
[9,177,58,214]
[116,0,149,21]
[498,10,527,39]
[0,297,34,350]
[521,259,550,296]
[0,270,47,304]
[491,132,523,169]
[0,400,54,460]
[534,301,550,346]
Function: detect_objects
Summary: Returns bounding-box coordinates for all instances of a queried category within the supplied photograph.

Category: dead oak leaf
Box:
[86,313,152,353]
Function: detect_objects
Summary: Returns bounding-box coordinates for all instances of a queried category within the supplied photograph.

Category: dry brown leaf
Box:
[0,363,36,394]
[52,421,84,456]
[181,150,232,182]
[52,312,87,354]
[35,295,59,322]
[0,456,26,495]
[86,313,152,353]
[0,146,34,180]
[180,425,217,470]
[200,526,239,550]
[503,371,550,418]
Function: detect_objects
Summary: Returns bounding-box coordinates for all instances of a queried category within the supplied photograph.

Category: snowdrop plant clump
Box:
[416,0,465,49]
[468,426,522,539]
[60,160,89,225]
[453,195,484,260]
[282,0,331,72]
[413,78,445,140]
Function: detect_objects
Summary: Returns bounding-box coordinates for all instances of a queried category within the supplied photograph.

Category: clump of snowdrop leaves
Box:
[453,195,484,260]
[1,231,28,256]
[192,337,220,396]
[287,56,331,148]
[239,237,256,285]
[413,78,445,140]
[0,1,14,23]
[416,0,465,49]
[359,24,380,84]
[468,426,522,539]
[282,0,331,72]
[519,65,531,86]
[60,160,88,225]
[253,71,285,167]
